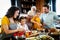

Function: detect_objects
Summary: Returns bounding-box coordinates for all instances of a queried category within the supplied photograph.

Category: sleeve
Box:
[1,17,9,25]
[53,12,58,20]
[27,11,30,15]
[27,11,31,16]
[31,16,36,21]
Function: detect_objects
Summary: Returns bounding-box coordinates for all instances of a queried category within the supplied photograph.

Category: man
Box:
[40,4,58,29]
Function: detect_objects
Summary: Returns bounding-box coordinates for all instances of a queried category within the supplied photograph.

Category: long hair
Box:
[6,6,20,18]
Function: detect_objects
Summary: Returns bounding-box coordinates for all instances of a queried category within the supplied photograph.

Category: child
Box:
[31,10,43,31]
[13,16,30,37]
[18,16,30,32]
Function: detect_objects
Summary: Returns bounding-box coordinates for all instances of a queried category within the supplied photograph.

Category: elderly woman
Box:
[28,6,36,17]
[27,6,36,30]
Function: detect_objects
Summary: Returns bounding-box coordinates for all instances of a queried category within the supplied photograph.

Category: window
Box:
[56,0,60,15]
[0,0,11,25]
[0,0,11,18]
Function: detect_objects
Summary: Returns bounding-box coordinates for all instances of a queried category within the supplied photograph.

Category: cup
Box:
[25,31,32,38]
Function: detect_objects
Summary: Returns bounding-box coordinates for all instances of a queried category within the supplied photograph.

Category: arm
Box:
[31,16,42,26]
[3,24,18,34]
[1,17,23,34]
[31,16,38,24]
[53,12,58,20]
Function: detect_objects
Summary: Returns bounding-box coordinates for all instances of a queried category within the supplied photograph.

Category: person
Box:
[40,4,58,29]
[26,16,33,30]
[17,16,31,38]
[18,16,30,32]
[28,6,36,17]
[1,7,24,40]
[27,6,36,30]
[31,10,43,31]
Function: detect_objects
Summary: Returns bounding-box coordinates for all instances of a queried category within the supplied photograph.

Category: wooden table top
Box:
[0,27,1,33]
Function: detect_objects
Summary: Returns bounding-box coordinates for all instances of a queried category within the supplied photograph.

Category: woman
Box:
[27,6,36,30]
[1,7,24,40]
[31,10,43,31]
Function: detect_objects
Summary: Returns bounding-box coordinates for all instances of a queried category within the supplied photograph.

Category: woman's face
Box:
[14,10,19,18]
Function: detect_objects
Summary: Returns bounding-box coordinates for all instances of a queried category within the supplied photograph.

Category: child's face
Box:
[20,19,26,25]
[36,12,41,16]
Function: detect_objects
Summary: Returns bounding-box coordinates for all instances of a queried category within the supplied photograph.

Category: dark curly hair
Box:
[6,6,20,18]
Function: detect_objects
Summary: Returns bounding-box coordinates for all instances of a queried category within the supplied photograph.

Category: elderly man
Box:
[40,4,58,29]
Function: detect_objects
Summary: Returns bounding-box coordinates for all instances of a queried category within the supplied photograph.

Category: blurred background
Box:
[0,0,60,26]
[0,0,60,40]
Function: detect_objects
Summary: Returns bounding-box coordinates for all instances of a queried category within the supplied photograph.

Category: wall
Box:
[36,0,45,13]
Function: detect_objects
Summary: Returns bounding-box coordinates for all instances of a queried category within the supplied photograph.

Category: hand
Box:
[36,23,42,26]
[43,23,46,26]
[17,28,24,32]
[40,24,42,26]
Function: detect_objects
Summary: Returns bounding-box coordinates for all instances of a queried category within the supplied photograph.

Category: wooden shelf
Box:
[21,1,36,4]
[20,0,36,13]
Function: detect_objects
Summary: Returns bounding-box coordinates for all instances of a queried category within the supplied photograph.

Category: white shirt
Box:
[40,11,58,28]
[17,23,30,32]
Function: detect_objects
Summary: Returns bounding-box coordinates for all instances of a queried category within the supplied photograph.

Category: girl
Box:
[31,10,43,31]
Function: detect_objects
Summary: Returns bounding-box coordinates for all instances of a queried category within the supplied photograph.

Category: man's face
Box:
[43,7,49,13]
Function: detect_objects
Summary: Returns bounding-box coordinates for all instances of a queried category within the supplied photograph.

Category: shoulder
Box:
[49,11,56,15]
[28,10,31,14]
[1,16,10,25]
[49,11,56,14]
[1,16,9,22]
[32,15,37,19]
[2,16,8,20]
[28,10,31,12]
